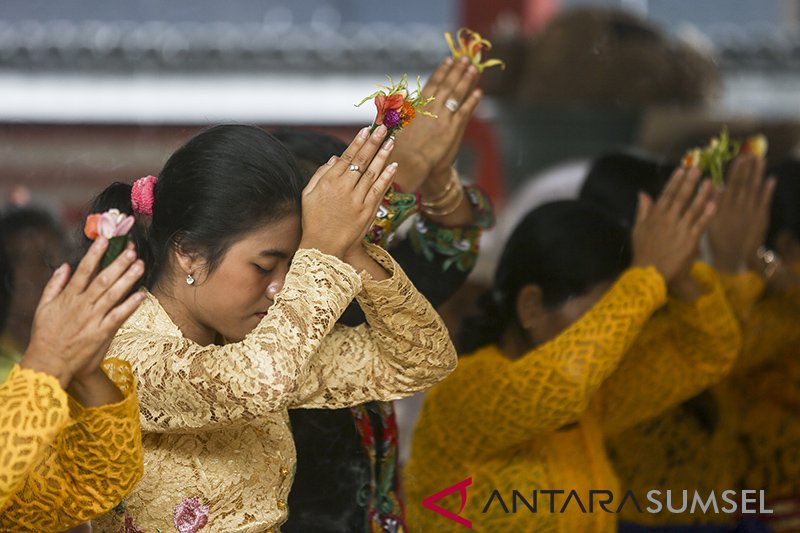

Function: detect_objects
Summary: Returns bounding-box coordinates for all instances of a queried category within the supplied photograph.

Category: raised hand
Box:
[632,166,716,284]
[300,124,397,261]
[391,56,482,194]
[708,153,776,274]
[20,238,145,389]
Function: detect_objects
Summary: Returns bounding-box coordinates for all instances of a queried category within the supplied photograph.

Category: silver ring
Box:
[348,164,361,173]
[445,98,459,112]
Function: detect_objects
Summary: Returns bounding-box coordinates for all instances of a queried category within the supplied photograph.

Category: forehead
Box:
[226,215,302,256]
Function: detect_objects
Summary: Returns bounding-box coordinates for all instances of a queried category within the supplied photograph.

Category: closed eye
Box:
[255,264,273,275]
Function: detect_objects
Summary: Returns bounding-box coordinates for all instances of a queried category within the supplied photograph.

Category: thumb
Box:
[634,192,653,227]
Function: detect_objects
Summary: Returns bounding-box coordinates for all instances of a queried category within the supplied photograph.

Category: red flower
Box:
[374,93,406,126]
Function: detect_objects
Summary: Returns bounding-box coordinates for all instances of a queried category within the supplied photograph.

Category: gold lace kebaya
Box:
[93,244,457,532]
[0,359,143,532]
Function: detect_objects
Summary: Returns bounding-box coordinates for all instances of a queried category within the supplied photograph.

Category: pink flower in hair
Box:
[131,175,158,216]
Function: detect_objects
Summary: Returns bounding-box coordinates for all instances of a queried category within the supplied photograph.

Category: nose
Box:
[266,279,283,301]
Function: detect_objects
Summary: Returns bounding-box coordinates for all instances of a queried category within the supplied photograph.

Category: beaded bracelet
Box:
[366,184,420,248]
[409,186,495,272]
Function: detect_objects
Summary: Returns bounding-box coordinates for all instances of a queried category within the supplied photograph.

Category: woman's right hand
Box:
[19,238,146,389]
[300,124,398,259]
[708,153,775,274]
[632,166,716,283]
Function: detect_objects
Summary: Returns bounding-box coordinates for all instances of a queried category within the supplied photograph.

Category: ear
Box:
[173,239,202,278]
[515,284,545,332]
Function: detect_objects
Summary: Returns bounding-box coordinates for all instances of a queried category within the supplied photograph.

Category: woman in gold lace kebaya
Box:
[0,230,146,531]
[404,166,742,532]
[88,124,458,532]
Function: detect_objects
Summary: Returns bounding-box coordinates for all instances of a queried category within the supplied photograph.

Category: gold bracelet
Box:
[421,167,459,207]
[421,186,465,217]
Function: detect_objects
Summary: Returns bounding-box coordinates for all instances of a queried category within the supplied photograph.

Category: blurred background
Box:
[2,0,800,223]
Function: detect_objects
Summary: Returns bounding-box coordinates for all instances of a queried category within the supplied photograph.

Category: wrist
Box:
[419,166,453,197]
[298,238,346,260]
[19,347,71,389]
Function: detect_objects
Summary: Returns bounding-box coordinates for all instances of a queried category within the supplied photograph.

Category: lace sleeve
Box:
[599,263,741,435]
[0,366,69,514]
[0,359,143,531]
[291,243,458,408]
[109,248,363,432]
[415,268,666,459]
[719,270,765,322]
[733,287,800,375]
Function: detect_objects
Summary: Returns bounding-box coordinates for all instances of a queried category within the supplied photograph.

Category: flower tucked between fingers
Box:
[84,209,135,240]
[83,208,136,269]
[445,27,505,72]
[681,127,768,187]
[356,73,436,135]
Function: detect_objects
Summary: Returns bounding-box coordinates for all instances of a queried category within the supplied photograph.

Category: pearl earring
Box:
[186,274,195,285]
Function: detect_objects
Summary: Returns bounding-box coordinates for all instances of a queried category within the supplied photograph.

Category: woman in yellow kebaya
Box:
[0,230,146,532]
[404,166,742,532]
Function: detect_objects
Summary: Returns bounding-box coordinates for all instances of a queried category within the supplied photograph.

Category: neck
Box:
[498,326,533,361]
[151,284,217,346]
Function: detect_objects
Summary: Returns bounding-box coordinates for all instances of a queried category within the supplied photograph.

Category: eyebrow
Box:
[258,249,290,259]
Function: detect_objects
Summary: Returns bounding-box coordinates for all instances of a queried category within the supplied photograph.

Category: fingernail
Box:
[373,125,387,137]
[94,237,108,248]
[387,162,398,173]
[382,138,395,151]
[468,65,478,75]
[443,57,453,65]
[131,263,143,274]
[359,127,370,139]
[327,156,337,165]
[125,250,136,260]
[55,263,68,275]
[460,56,470,64]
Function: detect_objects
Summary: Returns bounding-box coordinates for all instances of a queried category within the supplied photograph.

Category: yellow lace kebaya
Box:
[608,269,800,527]
[0,359,143,532]
[405,263,740,532]
[93,244,457,532]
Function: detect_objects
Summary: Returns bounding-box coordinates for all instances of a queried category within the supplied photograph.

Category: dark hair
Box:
[87,124,304,289]
[459,200,631,353]
[766,159,800,248]
[579,151,674,228]
[0,217,11,331]
[1,206,65,258]
[271,128,347,183]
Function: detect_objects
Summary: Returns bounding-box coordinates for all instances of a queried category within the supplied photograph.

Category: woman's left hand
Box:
[392,56,482,193]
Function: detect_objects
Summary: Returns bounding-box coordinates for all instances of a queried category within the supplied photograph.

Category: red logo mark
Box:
[422,476,473,528]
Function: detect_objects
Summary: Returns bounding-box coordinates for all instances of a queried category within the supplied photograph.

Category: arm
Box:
[110,248,362,432]
[733,286,800,375]
[414,268,666,459]
[339,185,493,326]
[0,360,143,531]
[0,366,70,514]
[599,263,741,435]
[291,243,458,407]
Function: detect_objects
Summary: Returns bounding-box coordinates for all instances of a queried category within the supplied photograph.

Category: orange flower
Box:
[374,93,406,126]
[682,148,701,168]
[445,28,505,72]
[84,213,101,240]
[400,101,416,127]
[741,134,768,158]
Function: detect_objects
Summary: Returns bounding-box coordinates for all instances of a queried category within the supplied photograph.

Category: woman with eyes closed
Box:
[87,123,458,533]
